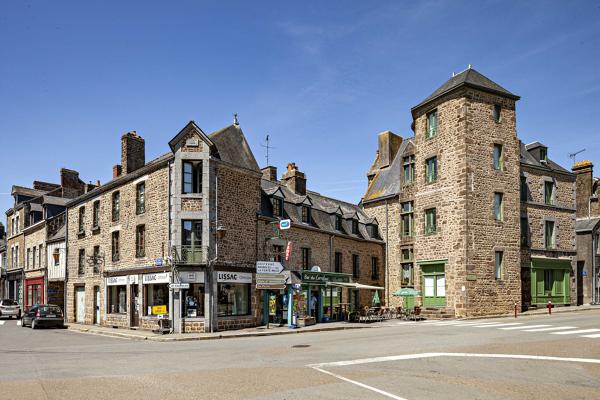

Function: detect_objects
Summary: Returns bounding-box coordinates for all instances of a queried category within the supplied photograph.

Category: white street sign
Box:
[256,261,285,274]
[256,273,287,285]
[169,283,190,290]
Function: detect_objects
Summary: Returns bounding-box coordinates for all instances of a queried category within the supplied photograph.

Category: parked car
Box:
[0,299,21,319]
[21,304,65,329]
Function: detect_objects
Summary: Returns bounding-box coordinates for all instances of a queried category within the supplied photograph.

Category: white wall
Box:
[47,240,66,281]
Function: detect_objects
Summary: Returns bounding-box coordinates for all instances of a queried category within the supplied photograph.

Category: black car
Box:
[21,304,65,329]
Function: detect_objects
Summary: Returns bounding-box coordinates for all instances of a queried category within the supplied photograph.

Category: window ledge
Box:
[92,226,100,234]
[106,313,127,317]
[181,193,203,199]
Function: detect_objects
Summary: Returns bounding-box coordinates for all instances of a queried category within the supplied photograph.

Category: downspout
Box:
[385,199,389,306]
[64,211,68,320]
[208,168,219,333]
[593,232,597,304]
[168,160,174,334]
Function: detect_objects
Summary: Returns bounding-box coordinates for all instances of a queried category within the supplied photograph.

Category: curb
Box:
[461,305,600,321]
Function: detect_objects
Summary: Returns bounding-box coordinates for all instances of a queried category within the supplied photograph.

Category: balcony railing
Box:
[172,245,206,265]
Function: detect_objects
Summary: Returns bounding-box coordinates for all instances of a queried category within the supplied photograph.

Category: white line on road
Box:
[312,366,408,400]
[16,320,21,326]
[524,326,577,332]
[473,323,523,328]
[499,325,551,330]
[0,321,5,326]
[551,329,600,335]
[581,333,600,338]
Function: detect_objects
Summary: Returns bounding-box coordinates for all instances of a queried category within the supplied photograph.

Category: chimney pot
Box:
[113,164,122,179]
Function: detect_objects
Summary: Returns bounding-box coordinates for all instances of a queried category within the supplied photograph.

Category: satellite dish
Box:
[310,266,321,272]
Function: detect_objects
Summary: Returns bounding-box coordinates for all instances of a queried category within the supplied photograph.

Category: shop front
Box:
[215,270,254,331]
[6,270,23,304]
[175,269,206,333]
[530,257,572,305]
[24,276,44,310]
[141,272,170,330]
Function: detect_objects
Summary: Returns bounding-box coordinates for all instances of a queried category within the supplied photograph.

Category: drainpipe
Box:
[593,232,598,304]
[385,199,389,306]
[168,160,174,334]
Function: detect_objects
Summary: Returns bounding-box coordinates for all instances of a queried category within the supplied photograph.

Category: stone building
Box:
[0,224,6,298]
[363,67,577,317]
[572,160,600,304]
[258,163,385,325]
[65,120,262,333]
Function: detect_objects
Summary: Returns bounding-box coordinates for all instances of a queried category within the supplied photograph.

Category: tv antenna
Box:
[569,149,586,164]
[260,134,275,165]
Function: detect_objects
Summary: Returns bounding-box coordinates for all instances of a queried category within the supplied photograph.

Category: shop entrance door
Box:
[130,285,139,327]
[93,286,100,324]
[422,264,446,307]
[75,286,86,323]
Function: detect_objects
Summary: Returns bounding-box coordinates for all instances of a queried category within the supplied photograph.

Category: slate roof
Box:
[209,124,260,173]
[412,68,520,112]
[520,142,573,175]
[42,195,70,207]
[363,138,413,203]
[47,224,66,243]
[11,186,47,199]
[260,179,381,241]
[575,218,600,233]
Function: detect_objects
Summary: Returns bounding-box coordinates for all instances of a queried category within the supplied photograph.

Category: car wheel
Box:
[31,320,37,330]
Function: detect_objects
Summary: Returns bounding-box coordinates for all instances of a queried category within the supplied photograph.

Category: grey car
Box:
[0,299,21,319]
[21,304,65,329]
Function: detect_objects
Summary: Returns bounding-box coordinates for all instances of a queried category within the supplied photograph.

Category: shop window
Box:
[136,182,146,215]
[301,247,311,270]
[425,208,437,235]
[182,161,202,194]
[494,192,503,221]
[182,284,205,317]
[107,285,127,314]
[544,270,553,292]
[495,251,503,280]
[352,254,360,278]
[112,231,120,262]
[401,202,414,237]
[426,157,438,183]
[112,191,120,222]
[217,283,250,316]
[493,144,503,170]
[301,205,311,224]
[371,257,379,280]
[92,200,100,229]
[403,155,415,185]
[334,252,342,273]
[426,110,438,139]
[145,283,169,316]
[136,225,145,258]
[401,263,414,286]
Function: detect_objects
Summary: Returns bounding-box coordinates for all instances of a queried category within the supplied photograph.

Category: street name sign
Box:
[169,283,190,290]
[256,261,285,274]
[256,283,286,290]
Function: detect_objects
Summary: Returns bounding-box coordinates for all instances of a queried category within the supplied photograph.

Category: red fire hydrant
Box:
[547,300,553,315]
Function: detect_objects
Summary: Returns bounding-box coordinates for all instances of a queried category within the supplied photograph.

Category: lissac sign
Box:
[217,272,252,284]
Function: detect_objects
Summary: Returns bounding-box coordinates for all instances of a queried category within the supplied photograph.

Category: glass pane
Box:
[436,276,446,297]
[424,277,435,296]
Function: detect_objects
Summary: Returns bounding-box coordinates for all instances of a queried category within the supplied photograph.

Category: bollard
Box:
[547,300,553,315]
[514,302,517,318]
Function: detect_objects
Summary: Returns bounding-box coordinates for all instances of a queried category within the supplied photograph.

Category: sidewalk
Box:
[462,303,600,320]
[66,320,381,342]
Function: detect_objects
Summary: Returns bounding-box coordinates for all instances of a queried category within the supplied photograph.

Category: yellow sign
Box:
[152,305,167,315]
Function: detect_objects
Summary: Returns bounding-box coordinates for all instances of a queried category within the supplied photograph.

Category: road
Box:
[1,310,599,400]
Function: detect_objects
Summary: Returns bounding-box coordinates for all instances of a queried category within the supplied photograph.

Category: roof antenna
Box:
[233,113,239,126]
[569,149,586,164]
[452,72,455,77]
[261,134,275,166]
[468,64,472,69]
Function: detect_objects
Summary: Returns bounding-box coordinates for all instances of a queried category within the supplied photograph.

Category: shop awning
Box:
[325,282,384,290]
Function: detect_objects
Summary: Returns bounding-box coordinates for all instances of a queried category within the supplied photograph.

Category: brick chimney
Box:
[573,160,595,218]
[261,166,278,182]
[121,131,145,174]
[377,131,402,169]
[113,164,122,179]
[281,163,306,195]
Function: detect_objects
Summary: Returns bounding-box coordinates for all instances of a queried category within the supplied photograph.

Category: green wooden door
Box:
[422,264,446,307]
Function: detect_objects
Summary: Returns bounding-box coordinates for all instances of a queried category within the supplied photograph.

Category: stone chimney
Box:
[377,131,402,169]
[0,222,5,240]
[33,181,60,192]
[60,168,86,198]
[281,162,306,195]
[261,166,278,182]
[113,165,122,179]
[573,160,595,218]
[121,131,145,174]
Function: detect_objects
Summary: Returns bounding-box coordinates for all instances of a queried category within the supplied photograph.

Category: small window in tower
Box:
[493,105,502,123]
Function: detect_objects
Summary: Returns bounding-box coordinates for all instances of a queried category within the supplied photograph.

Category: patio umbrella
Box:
[393,288,421,296]
[372,290,380,305]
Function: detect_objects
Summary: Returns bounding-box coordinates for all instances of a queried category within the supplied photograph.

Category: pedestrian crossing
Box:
[0,321,5,326]
[402,319,600,339]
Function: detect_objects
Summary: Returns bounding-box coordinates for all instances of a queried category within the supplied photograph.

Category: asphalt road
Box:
[1,310,599,400]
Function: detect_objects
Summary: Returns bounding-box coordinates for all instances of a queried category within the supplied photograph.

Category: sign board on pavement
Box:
[152,305,168,315]
[169,283,190,290]
[256,261,285,274]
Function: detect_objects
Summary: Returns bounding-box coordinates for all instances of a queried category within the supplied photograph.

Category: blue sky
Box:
[1,1,599,216]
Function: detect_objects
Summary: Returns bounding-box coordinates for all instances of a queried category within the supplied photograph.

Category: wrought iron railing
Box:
[172,245,206,265]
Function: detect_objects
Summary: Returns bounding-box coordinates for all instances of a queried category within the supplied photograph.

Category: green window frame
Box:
[544,181,554,205]
[425,208,437,235]
[426,157,438,183]
[403,155,415,185]
[545,221,556,249]
[540,147,548,162]
[401,201,414,237]
[426,110,438,139]
[493,144,503,171]
[494,192,503,221]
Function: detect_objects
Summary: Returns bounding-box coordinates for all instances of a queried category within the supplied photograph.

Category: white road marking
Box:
[16,320,21,326]
[473,323,523,328]
[581,333,600,338]
[524,326,577,332]
[312,366,408,400]
[551,329,600,335]
[0,321,5,326]
[499,324,551,330]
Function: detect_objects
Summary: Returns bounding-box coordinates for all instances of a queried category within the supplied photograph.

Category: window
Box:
[136,225,145,258]
[520,176,528,201]
[494,192,504,221]
[540,147,548,163]
[544,270,553,292]
[92,200,100,229]
[301,205,311,224]
[371,257,379,280]
[301,247,311,270]
[272,197,283,217]
[352,254,360,278]
[520,217,529,246]
[426,110,438,139]
[26,248,31,268]
[93,246,100,273]
[334,252,342,273]
[182,284,205,317]
[182,220,202,263]
[495,251,503,280]
[145,283,169,316]
[78,207,85,233]
[493,144,503,171]
[544,181,554,205]
[493,104,501,123]
[426,157,438,183]
[401,248,413,262]
[401,201,414,237]
[403,155,415,185]
[545,221,556,249]
[78,249,85,275]
[351,219,359,235]
[15,215,19,233]
[401,263,414,286]
[136,182,146,214]
[53,248,60,266]
[107,285,127,314]
[335,215,343,231]
[112,191,120,222]
[218,283,250,316]
[272,245,283,262]
[112,231,120,262]
[367,224,379,239]
[425,208,437,235]
[182,161,202,194]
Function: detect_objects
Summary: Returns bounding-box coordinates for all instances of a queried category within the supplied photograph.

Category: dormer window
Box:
[182,161,202,194]
[351,219,359,235]
[540,147,548,163]
[335,215,343,231]
[367,224,379,239]
[301,205,311,224]
[272,197,283,218]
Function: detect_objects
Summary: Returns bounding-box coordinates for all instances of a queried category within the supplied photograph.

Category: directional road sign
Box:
[256,284,287,290]
[256,261,285,274]
[256,273,287,285]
